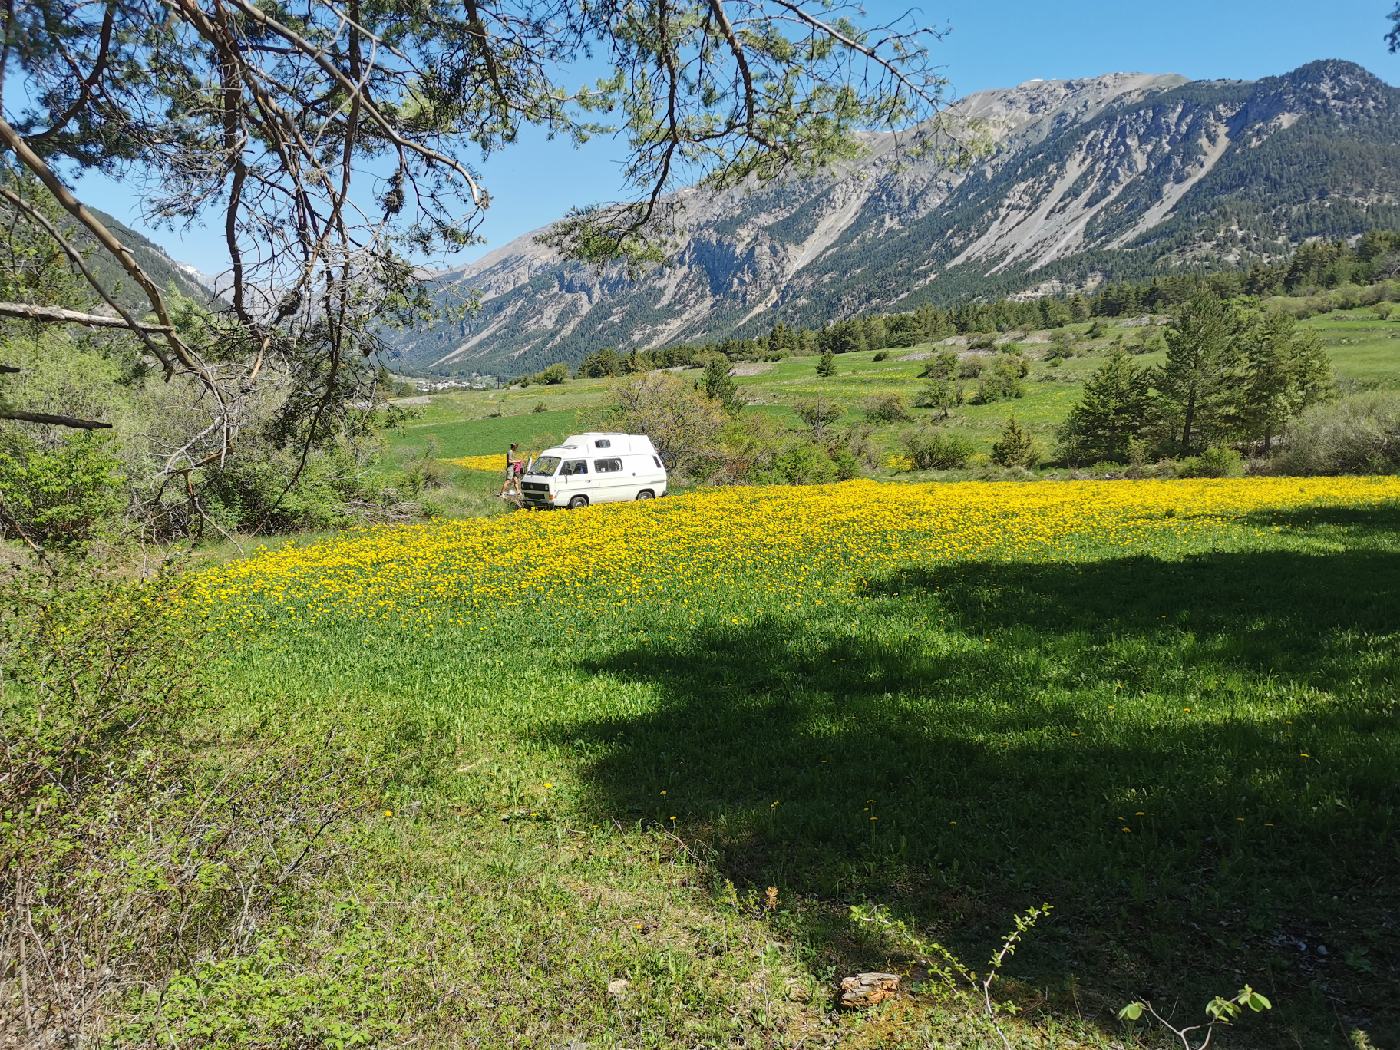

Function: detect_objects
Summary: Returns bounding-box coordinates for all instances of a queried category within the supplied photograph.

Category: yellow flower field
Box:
[443,453,511,472]
[179,477,1400,630]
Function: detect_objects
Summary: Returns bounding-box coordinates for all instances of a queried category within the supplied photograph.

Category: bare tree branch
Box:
[0,300,172,331]
[0,408,112,429]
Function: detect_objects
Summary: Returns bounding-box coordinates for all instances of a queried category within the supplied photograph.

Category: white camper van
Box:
[520,433,667,509]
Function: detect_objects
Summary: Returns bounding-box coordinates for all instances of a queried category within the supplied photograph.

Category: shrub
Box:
[1046,329,1075,361]
[862,393,912,423]
[0,429,126,548]
[903,425,975,470]
[533,363,569,385]
[914,378,960,417]
[794,397,842,437]
[1272,393,1400,475]
[698,356,744,413]
[768,440,839,484]
[604,372,728,479]
[919,350,958,380]
[957,356,986,380]
[0,572,364,1044]
[533,400,548,413]
[872,351,889,362]
[202,444,382,533]
[972,356,1026,404]
[991,416,1038,468]
[1176,444,1244,478]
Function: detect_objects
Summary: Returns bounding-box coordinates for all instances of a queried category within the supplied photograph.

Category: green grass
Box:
[194,497,1400,1048]
[1302,306,1400,389]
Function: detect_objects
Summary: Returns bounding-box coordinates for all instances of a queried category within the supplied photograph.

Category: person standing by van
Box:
[500,442,521,498]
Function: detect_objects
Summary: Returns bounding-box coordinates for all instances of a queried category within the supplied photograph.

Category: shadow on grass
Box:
[556,535,1400,1046]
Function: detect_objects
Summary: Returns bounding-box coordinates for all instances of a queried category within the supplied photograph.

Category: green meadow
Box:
[177,490,1400,1049]
[387,305,1400,477]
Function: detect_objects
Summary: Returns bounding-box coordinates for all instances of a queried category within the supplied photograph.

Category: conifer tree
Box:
[1239,312,1333,451]
[1057,351,1152,464]
[815,350,837,377]
[1153,293,1245,455]
[991,415,1038,468]
[699,355,743,413]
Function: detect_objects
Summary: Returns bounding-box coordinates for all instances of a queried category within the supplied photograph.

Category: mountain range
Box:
[379,59,1400,377]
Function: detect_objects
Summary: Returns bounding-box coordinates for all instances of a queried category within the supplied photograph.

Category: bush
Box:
[903,425,975,470]
[972,356,1026,404]
[872,351,889,362]
[768,440,839,484]
[1046,330,1075,361]
[794,397,842,437]
[957,357,985,379]
[862,393,912,423]
[0,572,364,1043]
[1272,393,1400,475]
[202,444,384,533]
[1176,444,1244,478]
[0,429,126,548]
[604,372,727,479]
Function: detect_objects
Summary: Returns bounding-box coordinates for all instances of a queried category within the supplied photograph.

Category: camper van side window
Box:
[562,460,587,475]
[594,458,623,473]
[653,455,662,468]
[594,439,611,449]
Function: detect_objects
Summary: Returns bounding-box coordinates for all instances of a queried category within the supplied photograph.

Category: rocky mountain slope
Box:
[384,60,1400,376]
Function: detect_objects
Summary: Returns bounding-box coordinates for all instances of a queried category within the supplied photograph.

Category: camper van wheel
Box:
[568,495,589,510]
[636,489,655,500]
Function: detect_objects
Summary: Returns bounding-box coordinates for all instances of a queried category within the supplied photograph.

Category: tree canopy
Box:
[0,0,948,499]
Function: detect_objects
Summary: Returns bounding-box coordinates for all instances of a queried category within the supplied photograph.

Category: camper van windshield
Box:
[527,456,561,477]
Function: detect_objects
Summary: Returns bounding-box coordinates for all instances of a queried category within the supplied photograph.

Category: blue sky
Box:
[66,0,1399,273]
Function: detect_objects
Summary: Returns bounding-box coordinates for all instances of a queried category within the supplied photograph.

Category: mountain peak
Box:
[383,61,1400,376]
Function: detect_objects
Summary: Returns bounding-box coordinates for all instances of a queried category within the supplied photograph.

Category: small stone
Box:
[607,978,631,998]
[839,971,900,1009]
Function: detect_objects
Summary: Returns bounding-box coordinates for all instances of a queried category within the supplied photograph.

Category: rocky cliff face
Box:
[384,60,1400,376]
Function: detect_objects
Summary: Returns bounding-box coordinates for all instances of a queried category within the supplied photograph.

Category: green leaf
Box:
[1118,1002,1144,1022]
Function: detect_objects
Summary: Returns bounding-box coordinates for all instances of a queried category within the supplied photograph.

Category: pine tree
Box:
[991,415,1038,468]
[699,355,743,413]
[1153,292,1245,455]
[1057,351,1152,464]
[1239,312,1334,451]
[815,350,837,377]
[767,322,796,357]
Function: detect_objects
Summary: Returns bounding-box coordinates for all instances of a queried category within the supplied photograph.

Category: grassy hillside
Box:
[384,303,1400,486]
[159,476,1400,1048]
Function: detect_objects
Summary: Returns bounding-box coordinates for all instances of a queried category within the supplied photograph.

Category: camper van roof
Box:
[543,432,656,456]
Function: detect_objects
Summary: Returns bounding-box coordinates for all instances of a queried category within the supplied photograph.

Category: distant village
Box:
[408,374,499,393]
